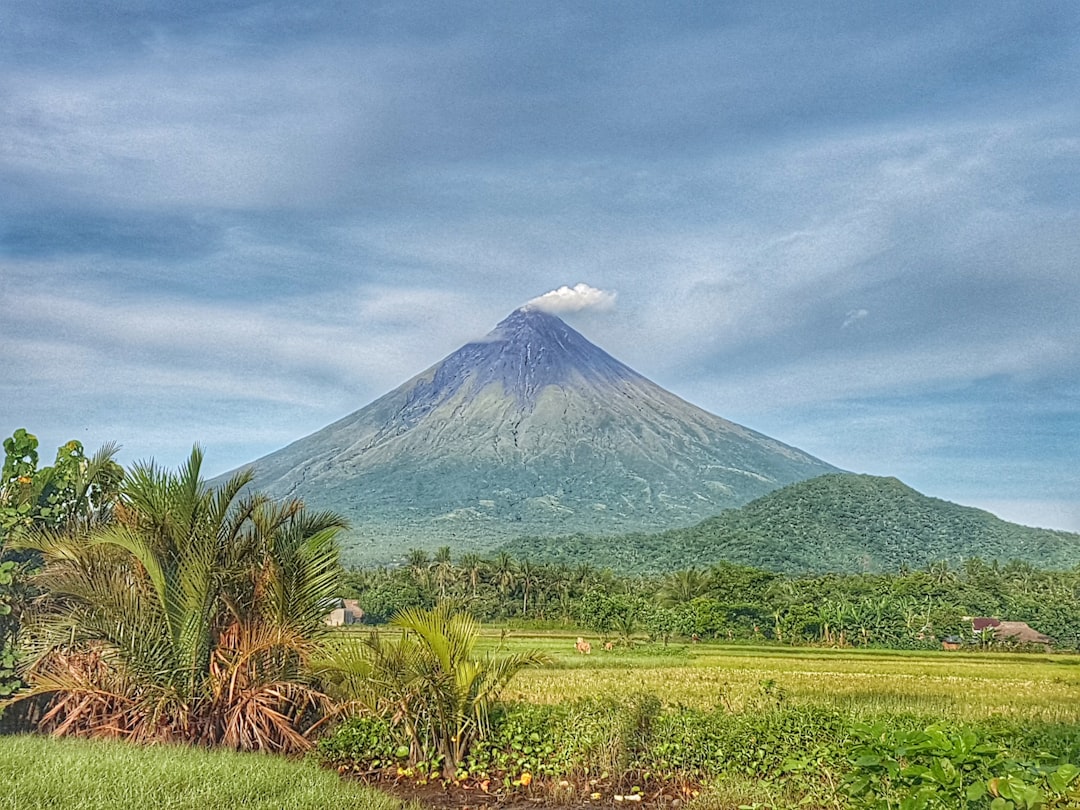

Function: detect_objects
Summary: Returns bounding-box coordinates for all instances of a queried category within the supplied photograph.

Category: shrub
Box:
[317,715,402,770]
[316,604,549,779]
[8,448,347,752]
[318,689,851,799]
[843,722,1080,809]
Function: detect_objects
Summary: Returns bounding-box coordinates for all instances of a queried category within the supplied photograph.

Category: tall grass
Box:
[0,735,418,810]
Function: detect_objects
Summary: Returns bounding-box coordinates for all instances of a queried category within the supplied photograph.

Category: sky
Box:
[2,2,1079,532]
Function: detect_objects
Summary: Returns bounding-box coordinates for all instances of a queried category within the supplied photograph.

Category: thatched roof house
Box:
[968,617,1053,647]
[323,598,364,626]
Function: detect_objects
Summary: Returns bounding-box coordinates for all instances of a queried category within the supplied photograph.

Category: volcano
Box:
[230,308,838,562]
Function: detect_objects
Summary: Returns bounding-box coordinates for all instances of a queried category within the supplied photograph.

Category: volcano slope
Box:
[225,308,838,562]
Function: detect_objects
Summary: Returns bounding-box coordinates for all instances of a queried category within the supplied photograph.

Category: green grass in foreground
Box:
[0,735,417,810]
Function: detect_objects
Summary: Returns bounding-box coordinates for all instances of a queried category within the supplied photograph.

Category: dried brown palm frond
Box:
[18,646,187,743]
[211,679,329,752]
[201,621,329,751]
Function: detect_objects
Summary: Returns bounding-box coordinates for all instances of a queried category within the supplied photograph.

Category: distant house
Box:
[967,617,1053,648]
[941,635,964,651]
[324,598,364,626]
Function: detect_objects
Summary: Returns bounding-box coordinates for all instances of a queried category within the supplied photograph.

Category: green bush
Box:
[647,704,849,779]
[318,691,851,795]
[315,693,1080,807]
[981,719,1080,766]
[317,715,402,770]
[843,722,1080,809]
[454,697,646,782]
[0,560,19,702]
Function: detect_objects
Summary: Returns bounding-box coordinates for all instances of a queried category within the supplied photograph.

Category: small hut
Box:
[967,617,1053,649]
[994,621,1053,647]
[324,598,365,626]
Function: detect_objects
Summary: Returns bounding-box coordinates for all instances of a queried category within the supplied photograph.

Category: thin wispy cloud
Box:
[842,310,869,329]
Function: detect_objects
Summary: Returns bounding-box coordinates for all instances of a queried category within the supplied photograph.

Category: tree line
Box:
[344,547,1080,649]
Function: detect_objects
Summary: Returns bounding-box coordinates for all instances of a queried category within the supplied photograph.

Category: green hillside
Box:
[498,474,1080,574]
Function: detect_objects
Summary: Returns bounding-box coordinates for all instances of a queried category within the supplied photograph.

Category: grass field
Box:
[321,626,1080,807]
[0,735,417,810]
[464,630,1080,725]
[7,631,1077,810]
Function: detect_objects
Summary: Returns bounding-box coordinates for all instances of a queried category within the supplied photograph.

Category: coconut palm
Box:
[517,557,539,615]
[926,559,958,588]
[459,553,484,598]
[659,568,707,606]
[573,562,596,589]
[491,551,517,601]
[8,447,346,752]
[432,546,455,598]
[405,548,431,588]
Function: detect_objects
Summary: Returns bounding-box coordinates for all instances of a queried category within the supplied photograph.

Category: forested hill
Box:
[498,474,1080,574]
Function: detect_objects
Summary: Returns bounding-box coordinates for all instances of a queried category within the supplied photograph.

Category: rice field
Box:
[476,631,1080,725]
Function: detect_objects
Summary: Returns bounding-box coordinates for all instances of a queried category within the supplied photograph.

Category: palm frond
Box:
[16,450,347,753]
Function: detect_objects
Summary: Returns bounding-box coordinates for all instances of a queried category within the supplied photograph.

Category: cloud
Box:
[524,283,617,314]
[842,309,869,328]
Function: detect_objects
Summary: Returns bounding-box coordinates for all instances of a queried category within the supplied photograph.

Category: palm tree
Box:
[927,560,958,588]
[613,609,639,648]
[518,558,538,616]
[491,551,517,602]
[9,447,346,752]
[550,565,575,623]
[320,603,548,779]
[573,562,595,590]
[405,548,432,589]
[459,553,484,598]
[659,568,707,606]
[432,546,454,598]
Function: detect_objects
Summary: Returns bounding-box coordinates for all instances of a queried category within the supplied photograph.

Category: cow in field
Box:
[575,637,592,655]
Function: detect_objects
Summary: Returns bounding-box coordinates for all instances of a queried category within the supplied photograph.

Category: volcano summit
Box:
[229,308,838,562]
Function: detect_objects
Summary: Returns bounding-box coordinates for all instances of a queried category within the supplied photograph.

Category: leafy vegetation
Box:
[842,723,1080,809]
[319,689,851,802]
[0,429,124,710]
[5,443,348,751]
[318,603,549,778]
[498,474,1080,574]
[0,561,16,700]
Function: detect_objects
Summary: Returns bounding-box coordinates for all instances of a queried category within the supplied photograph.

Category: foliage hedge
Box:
[318,692,1080,807]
